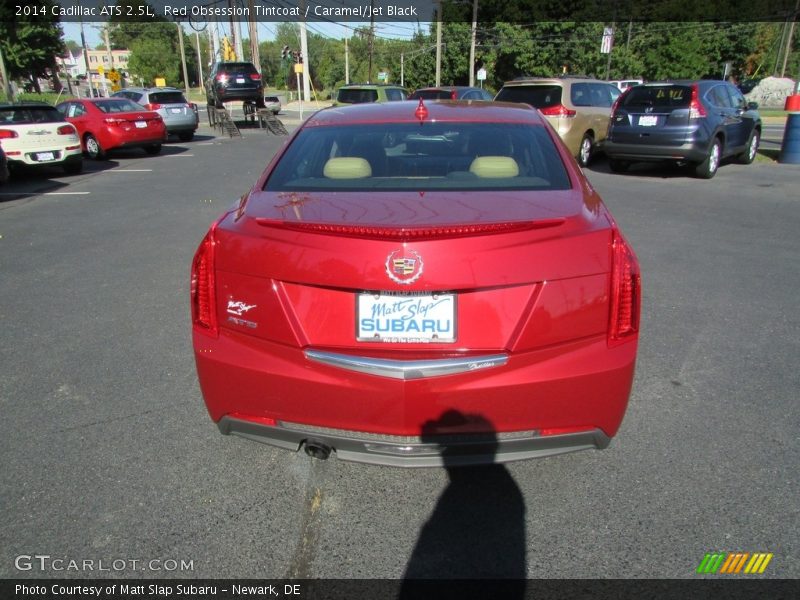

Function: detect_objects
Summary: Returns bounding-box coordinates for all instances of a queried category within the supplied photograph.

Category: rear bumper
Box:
[8,147,82,167]
[218,415,611,467]
[195,329,637,465]
[604,140,708,163]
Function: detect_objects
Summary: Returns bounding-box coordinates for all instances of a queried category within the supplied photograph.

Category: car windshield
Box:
[149,91,186,104]
[0,106,63,124]
[265,122,571,192]
[218,62,256,74]
[621,85,691,109]
[94,99,145,113]
[411,90,453,100]
[337,89,379,103]
[495,85,562,108]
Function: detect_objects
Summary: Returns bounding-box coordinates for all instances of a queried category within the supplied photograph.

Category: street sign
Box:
[601,27,614,54]
[97,65,104,75]
[477,68,487,81]
[378,71,388,82]
[294,64,303,74]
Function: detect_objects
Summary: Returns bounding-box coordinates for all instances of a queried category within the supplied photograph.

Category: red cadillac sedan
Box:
[192,100,641,467]
[56,98,166,159]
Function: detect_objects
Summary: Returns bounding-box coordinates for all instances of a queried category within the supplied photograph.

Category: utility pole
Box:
[345,37,349,85]
[196,32,205,93]
[79,15,92,97]
[299,20,310,102]
[400,52,404,87]
[368,0,375,83]
[780,0,799,78]
[227,0,237,59]
[469,0,478,87]
[247,0,260,73]
[435,2,442,86]
[177,23,190,95]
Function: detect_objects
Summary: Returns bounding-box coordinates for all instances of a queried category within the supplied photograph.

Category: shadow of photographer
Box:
[400,409,527,597]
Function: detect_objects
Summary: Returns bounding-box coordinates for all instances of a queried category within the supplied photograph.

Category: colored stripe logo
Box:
[697,552,773,574]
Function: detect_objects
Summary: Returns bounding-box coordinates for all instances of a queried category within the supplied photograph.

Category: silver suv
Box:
[112,87,198,141]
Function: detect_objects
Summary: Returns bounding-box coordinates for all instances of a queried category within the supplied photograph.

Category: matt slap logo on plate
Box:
[386,249,424,285]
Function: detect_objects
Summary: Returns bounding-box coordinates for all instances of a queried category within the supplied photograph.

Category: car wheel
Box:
[578,133,594,167]
[694,138,721,179]
[608,159,629,173]
[737,129,760,164]
[144,144,162,155]
[84,134,104,160]
[178,131,194,142]
[62,160,83,175]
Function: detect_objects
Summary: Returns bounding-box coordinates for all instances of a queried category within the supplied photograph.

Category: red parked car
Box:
[191,100,641,467]
[56,98,166,159]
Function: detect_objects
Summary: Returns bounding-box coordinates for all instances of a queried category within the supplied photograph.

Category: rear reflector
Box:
[608,229,641,346]
[540,104,577,117]
[0,129,18,139]
[57,125,76,135]
[191,221,219,337]
[539,426,594,437]
[256,219,565,241]
[229,413,277,427]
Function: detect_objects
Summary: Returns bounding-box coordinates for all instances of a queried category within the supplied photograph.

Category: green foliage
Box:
[0,0,65,91]
[128,37,180,87]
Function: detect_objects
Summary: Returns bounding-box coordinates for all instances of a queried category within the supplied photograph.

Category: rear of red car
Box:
[191,102,640,466]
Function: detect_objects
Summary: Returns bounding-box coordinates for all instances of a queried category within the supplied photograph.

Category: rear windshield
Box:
[94,99,144,113]
[265,122,570,192]
[337,89,379,104]
[495,85,562,108]
[149,91,186,104]
[218,62,256,74]
[411,90,453,100]
[621,85,691,109]
[0,106,62,124]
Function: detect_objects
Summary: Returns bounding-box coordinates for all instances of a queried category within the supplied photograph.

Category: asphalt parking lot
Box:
[1,118,798,580]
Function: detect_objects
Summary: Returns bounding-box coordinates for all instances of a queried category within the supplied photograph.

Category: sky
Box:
[61,20,425,50]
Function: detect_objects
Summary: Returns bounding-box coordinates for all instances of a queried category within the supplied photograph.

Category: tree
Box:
[127,37,180,87]
[0,0,65,92]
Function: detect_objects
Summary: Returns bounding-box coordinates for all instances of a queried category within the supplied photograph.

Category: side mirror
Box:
[746,101,758,110]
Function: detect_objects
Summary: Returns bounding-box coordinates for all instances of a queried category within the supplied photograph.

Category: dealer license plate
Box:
[638,115,658,127]
[357,292,456,343]
[35,152,55,161]
[170,108,182,114]
[135,121,147,128]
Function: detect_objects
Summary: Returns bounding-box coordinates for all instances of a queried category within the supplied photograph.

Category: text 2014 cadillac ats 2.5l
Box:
[191,100,641,467]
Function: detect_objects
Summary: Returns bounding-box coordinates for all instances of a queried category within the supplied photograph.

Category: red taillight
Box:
[104,117,126,125]
[540,104,577,117]
[608,230,641,346]
[451,90,457,100]
[57,125,76,135]
[611,91,626,117]
[215,74,228,83]
[689,84,707,119]
[145,103,162,111]
[249,73,261,81]
[191,223,219,337]
[0,129,18,139]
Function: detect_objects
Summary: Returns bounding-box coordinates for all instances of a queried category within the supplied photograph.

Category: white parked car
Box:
[0,102,83,175]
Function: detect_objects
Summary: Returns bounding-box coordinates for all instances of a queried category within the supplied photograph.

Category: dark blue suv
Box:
[604,80,761,178]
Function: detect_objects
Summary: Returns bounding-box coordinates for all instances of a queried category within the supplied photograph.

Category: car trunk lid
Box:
[610,84,694,146]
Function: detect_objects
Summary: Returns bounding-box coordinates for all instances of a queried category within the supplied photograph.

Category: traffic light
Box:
[281,45,290,60]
